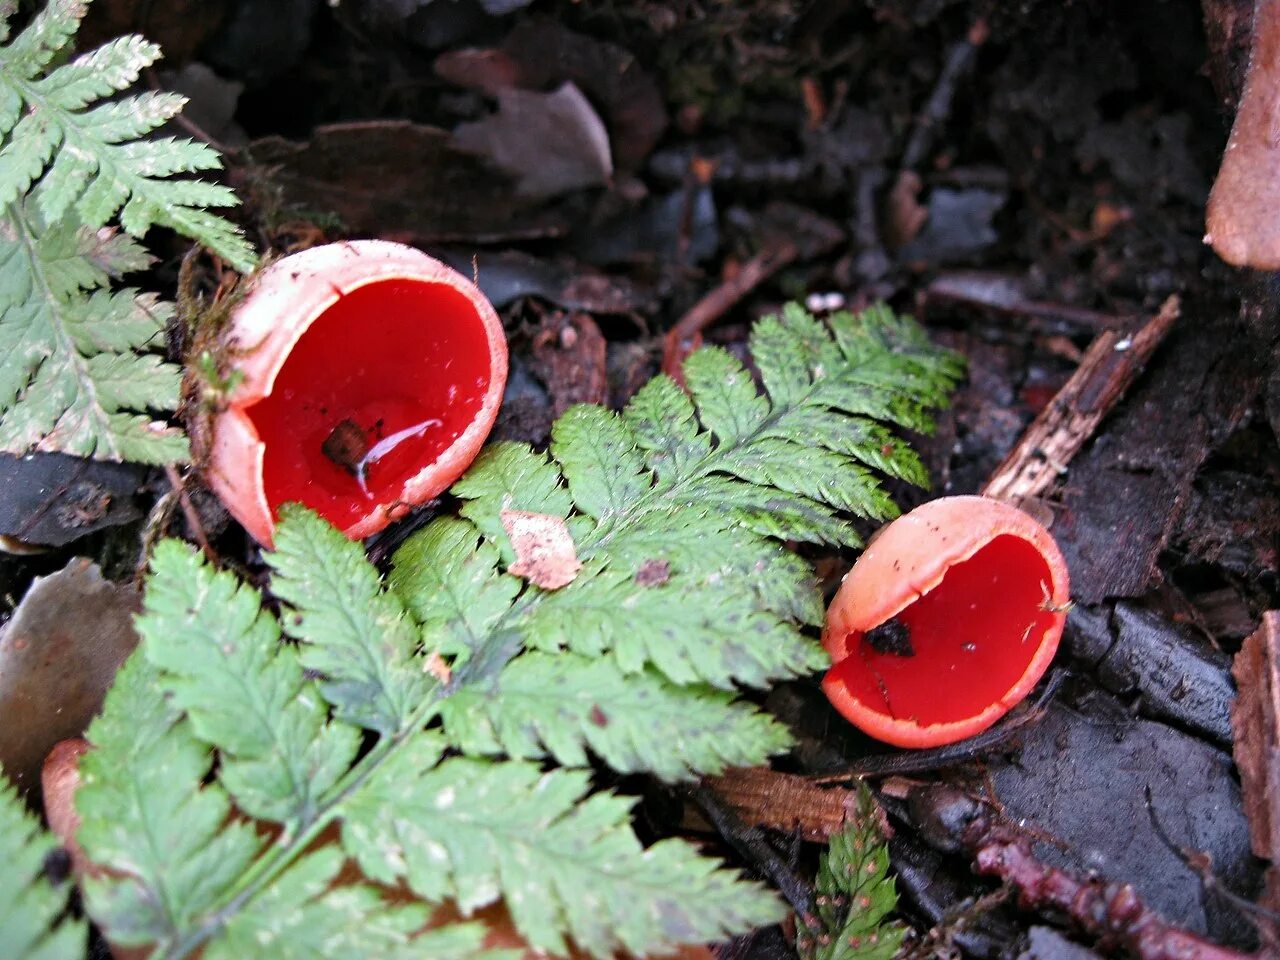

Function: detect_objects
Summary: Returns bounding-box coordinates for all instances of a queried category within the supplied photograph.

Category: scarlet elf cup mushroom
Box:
[822,495,1070,749]
[203,241,508,546]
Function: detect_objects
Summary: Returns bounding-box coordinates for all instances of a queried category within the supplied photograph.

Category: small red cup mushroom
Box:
[821,495,1070,749]
[203,240,508,546]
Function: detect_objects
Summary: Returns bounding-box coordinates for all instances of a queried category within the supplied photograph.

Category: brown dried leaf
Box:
[437,19,667,171]
[703,767,861,842]
[529,312,608,417]
[453,83,613,199]
[240,121,566,244]
[501,509,582,590]
[0,561,140,795]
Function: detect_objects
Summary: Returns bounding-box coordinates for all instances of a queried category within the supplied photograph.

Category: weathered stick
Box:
[982,295,1179,505]
[910,786,1255,960]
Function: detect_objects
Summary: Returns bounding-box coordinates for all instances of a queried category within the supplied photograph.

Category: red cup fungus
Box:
[821,495,1070,749]
[204,240,508,546]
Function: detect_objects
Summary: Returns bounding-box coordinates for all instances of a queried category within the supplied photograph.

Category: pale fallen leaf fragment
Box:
[501,509,582,589]
[453,82,613,199]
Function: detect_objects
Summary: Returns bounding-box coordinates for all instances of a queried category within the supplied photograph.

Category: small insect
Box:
[1038,579,1073,614]
[863,617,914,657]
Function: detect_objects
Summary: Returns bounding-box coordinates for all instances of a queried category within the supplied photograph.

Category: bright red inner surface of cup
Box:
[825,535,1056,727]
[248,278,491,530]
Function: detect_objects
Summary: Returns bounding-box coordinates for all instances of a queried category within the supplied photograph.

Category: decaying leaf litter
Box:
[0,0,1277,958]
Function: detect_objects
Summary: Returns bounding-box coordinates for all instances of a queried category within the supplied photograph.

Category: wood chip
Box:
[1230,611,1280,952]
[501,509,582,590]
[704,766,861,842]
[983,294,1179,506]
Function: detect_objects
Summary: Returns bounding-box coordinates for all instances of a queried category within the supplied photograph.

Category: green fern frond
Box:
[0,0,255,269]
[135,540,359,827]
[76,653,264,950]
[0,207,187,461]
[72,304,957,960]
[342,740,785,958]
[266,505,436,736]
[440,652,792,780]
[0,765,85,960]
[78,509,782,960]
[395,302,959,695]
[797,786,907,960]
[206,849,512,960]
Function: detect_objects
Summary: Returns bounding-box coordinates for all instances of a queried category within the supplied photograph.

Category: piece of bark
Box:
[1231,612,1280,954]
[1050,298,1265,604]
[983,296,1178,506]
[988,702,1258,946]
[1064,602,1235,746]
[528,312,608,417]
[1206,0,1280,268]
[704,767,860,842]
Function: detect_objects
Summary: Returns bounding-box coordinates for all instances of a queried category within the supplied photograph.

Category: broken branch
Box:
[982,295,1179,505]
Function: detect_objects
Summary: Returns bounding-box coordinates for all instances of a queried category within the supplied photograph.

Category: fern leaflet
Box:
[75,511,784,960]
[0,0,255,270]
[0,210,188,461]
[0,0,258,463]
[0,765,85,960]
[797,786,907,960]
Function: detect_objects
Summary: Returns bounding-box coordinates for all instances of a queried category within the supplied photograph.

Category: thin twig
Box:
[164,463,215,563]
[690,782,817,922]
[662,240,798,383]
[900,18,990,172]
[982,295,1179,505]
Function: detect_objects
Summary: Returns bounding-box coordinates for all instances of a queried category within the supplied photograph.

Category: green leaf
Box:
[0,2,256,269]
[343,742,785,958]
[0,208,187,462]
[0,764,85,960]
[136,540,359,826]
[440,652,792,781]
[550,406,650,521]
[524,569,826,688]
[267,504,433,736]
[76,653,264,951]
[207,849,432,960]
[388,517,519,664]
[797,786,907,960]
[682,347,769,444]
[622,373,711,482]
[454,442,572,549]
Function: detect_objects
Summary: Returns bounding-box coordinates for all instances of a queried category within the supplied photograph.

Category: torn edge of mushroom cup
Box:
[821,495,1070,749]
[193,240,508,547]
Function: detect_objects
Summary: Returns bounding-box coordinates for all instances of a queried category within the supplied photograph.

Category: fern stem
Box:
[153,703,441,960]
